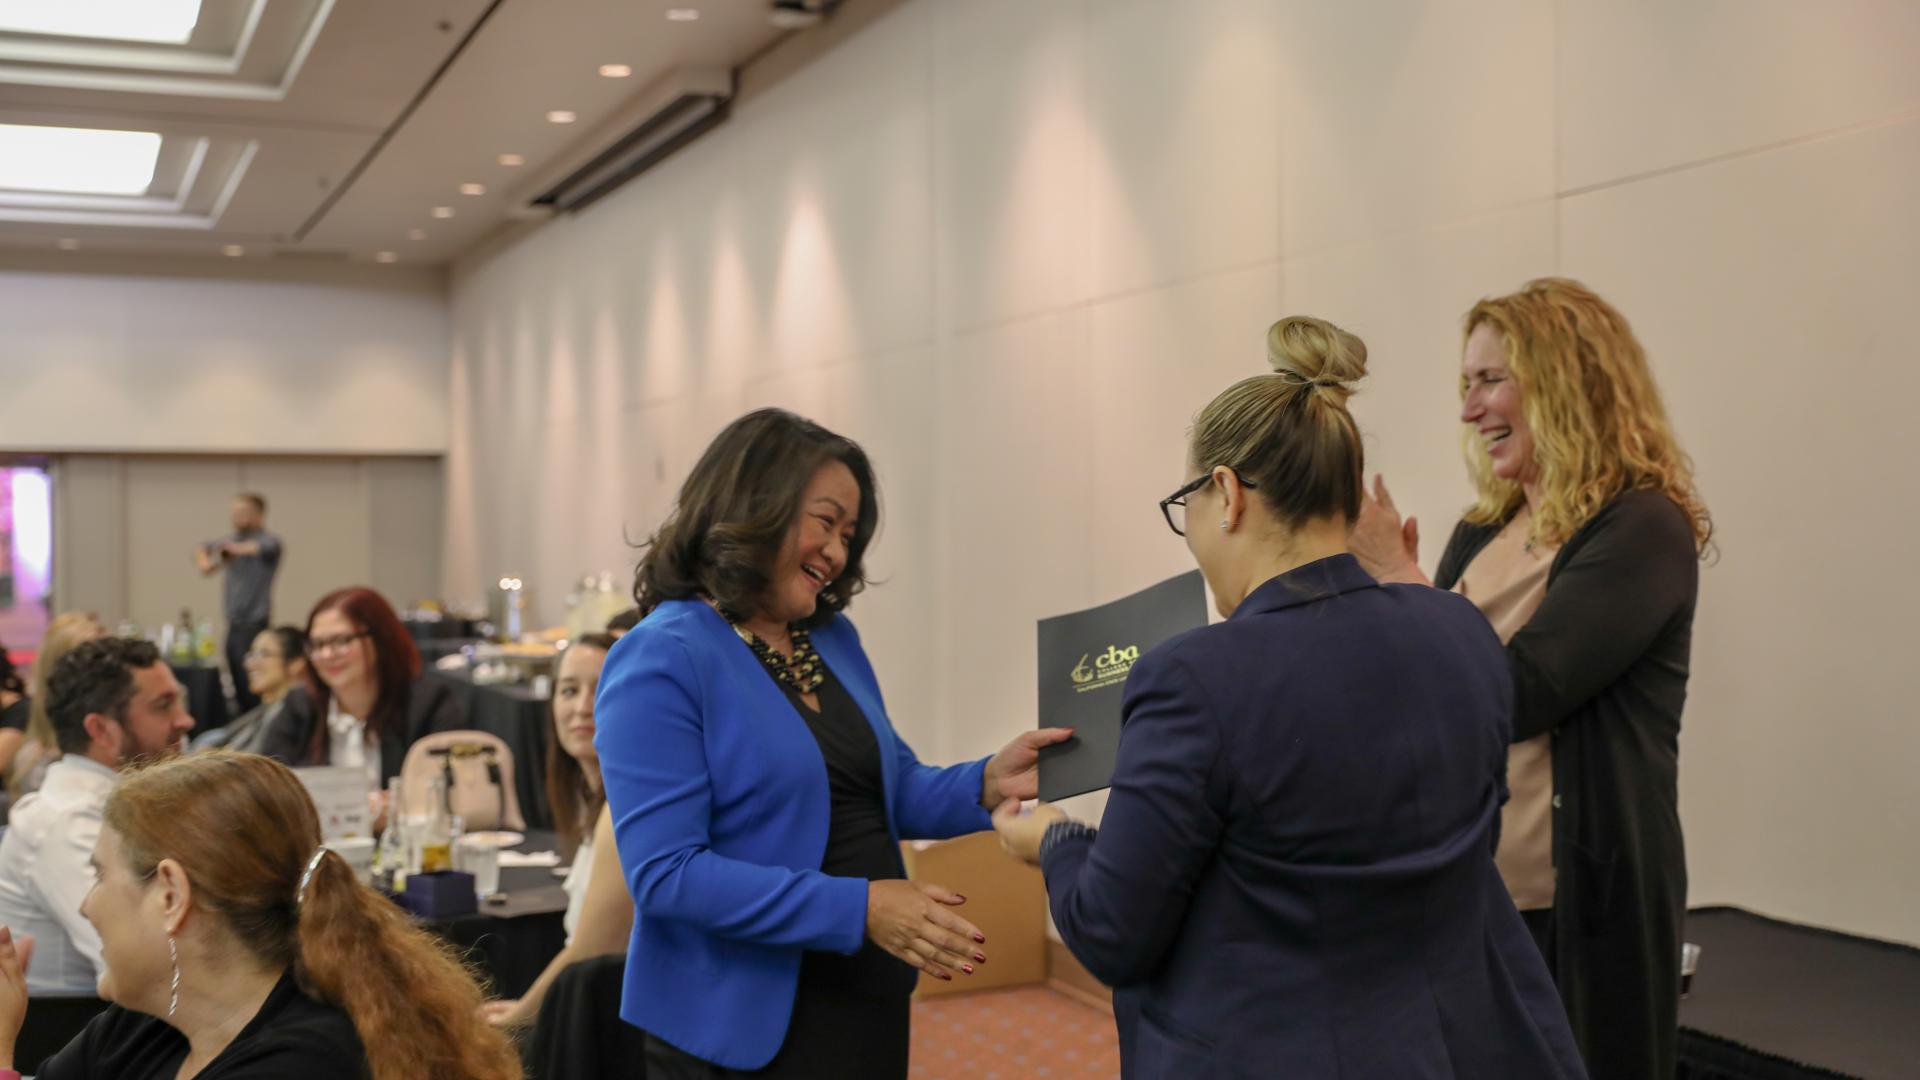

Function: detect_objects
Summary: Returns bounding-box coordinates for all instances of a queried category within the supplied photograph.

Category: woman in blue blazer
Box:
[995,317,1588,1079]
[596,408,1069,1078]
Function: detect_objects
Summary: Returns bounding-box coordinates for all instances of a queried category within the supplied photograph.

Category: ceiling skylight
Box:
[0,0,204,44]
[0,124,163,195]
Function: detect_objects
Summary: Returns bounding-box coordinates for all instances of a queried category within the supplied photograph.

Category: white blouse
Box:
[561,836,595,945]
[325,696,382,789]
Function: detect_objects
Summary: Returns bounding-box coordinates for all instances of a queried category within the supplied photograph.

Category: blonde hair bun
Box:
[1266,315,1368,400]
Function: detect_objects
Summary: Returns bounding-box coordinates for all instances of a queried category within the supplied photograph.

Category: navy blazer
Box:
[594,599,992,1070]
[1043,556,1588,1079]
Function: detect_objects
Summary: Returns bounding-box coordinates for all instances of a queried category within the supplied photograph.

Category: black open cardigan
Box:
[1436,488,1699,1080]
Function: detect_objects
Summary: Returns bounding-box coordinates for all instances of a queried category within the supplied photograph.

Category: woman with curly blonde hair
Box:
[1351,277,1709,1080]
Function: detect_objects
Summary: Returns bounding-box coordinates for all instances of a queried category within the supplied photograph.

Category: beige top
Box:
[1454,507,1559,911]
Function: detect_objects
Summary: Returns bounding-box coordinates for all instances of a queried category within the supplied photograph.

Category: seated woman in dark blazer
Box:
[258,586,460,794]
[596,408,1069,1078]
[995,316,1588,1080]
[0,750,518,1079]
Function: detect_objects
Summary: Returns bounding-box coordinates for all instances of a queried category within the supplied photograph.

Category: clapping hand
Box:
[1349,475,1427,585]
[0,926,36,1069]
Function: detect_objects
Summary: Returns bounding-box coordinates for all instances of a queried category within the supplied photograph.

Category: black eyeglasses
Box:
[307,631,370,657]
[1159,470,1257,536]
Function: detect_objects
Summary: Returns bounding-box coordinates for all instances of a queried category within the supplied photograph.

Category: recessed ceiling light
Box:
[599,64,632,78]
[0,0,203,44]
[459,182,486,196]
[431,206,455,219]
[221,244,245,257]
[0,124,162,196]
[57,238,81,251]
[407,228,427,241]
[374,251,399,264]
[666,8,699,21]
[546,110,577,124]
[497,153,526,167]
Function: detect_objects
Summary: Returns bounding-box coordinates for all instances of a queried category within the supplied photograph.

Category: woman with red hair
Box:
[258,587,461,788]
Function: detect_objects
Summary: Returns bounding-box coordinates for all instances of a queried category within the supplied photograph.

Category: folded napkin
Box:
[497,849,561,867]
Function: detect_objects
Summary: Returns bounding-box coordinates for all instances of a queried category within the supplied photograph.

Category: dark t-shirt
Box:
[217,528,283,625]
[35,970,369,1079]
[0,696,27,733]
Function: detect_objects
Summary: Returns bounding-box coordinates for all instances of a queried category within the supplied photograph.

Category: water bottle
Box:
[195,616,218,662]
[169,609,195,665]
[375,777,407,891]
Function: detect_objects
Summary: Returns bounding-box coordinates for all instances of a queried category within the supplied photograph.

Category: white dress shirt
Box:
[326,697,381,789]
[0,754,115,993]
[561,835,595,945]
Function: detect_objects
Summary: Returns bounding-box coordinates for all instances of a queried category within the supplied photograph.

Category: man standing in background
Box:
[194,492,283,714]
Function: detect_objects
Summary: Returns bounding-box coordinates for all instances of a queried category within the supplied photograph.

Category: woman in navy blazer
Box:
[595,408,1069,1077]
[995,317,1587,1079]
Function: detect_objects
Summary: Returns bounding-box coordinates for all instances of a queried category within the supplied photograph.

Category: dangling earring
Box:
[167,933,181,1018]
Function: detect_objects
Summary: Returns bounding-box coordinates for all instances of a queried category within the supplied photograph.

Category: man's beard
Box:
[119,737,186,768]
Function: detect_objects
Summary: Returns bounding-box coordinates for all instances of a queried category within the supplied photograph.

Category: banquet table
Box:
[168,660,229,735]
[428,830,573,1000]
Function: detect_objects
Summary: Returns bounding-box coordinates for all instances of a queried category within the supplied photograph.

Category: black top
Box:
[35,969,369,1079]
[1436,489,1698,1080]
[764,668,916,1077]
[0,696,26,732]
[781,674,902,883]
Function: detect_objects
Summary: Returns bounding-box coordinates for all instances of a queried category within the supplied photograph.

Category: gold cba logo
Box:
[1068,644,1140,693]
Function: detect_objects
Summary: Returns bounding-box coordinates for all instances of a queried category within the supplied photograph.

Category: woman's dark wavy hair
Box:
[0,644,24,697]
[633,408,879,629]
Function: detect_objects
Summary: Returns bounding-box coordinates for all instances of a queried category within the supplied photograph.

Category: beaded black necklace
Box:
[719,607,826,694]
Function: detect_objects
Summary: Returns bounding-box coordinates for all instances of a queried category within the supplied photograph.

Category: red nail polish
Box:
[962,964,975,975]
[974,953,987,963]
[973,933,986,943]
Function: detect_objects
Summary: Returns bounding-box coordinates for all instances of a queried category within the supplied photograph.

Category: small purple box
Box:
[403,870,478,917]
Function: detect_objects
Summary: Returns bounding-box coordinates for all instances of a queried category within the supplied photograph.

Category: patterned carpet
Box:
[909,986,1121,1078]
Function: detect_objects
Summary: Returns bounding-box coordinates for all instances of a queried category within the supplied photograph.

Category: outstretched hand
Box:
[866,880,987,982]
[982,727,1074,808]
[991,798,1066,865]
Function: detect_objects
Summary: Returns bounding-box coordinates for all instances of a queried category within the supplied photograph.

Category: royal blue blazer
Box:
[594,599,992,1070]
[1043,556,1588,1079]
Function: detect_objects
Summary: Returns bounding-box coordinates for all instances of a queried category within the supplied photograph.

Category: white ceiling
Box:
[0,0,793,267]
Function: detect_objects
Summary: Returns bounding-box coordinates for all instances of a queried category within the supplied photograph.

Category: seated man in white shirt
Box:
[0,636,193,993]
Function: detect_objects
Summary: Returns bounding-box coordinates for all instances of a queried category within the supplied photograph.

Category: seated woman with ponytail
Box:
[0,750,519,1080]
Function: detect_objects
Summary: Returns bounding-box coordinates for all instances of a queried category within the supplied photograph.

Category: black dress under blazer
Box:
[256,677,463,785]
[1435,488,1698,1080]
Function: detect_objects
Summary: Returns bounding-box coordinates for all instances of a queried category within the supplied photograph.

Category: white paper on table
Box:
[497,849,561,867]
[295,766,373,841]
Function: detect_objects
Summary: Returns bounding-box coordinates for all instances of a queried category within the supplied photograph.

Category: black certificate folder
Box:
[1036,570,1209,801]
